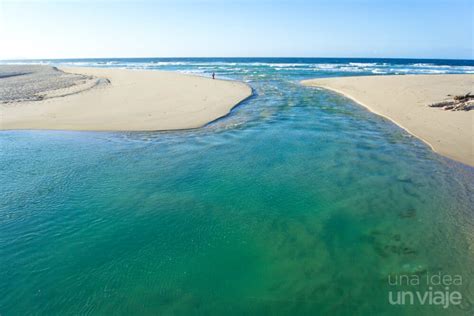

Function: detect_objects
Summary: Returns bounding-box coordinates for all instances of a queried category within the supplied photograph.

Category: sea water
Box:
[1,58,473,315]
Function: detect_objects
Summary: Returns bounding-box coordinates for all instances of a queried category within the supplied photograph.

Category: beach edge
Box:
[302,75,474,168]
[1,66,253,132]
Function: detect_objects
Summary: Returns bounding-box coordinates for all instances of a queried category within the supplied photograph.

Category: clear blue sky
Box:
[0,0,472,59]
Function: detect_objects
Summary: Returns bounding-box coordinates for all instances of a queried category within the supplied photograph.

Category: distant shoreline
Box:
[1,57,474,62]
[302,74,474,167]
[0,66,252,132]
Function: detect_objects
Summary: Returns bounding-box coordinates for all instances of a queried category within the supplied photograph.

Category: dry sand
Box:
[1,66,252,131]
[302,75,474,167]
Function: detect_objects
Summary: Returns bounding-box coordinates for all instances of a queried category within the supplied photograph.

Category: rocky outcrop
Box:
[428,92,473,111]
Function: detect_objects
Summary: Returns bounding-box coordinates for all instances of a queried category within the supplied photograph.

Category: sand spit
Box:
[0,66,252,131]
[302,75,474,167]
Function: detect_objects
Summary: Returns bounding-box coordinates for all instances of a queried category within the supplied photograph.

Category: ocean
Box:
[1,58,473,315]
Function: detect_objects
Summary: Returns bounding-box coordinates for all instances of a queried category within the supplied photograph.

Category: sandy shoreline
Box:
[1,66,252,131]
[302,75,474,167]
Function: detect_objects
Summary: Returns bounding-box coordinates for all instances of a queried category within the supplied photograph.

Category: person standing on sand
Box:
[212,72,215,79]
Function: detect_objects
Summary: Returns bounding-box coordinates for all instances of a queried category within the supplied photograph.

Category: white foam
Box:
[349,62,378,67]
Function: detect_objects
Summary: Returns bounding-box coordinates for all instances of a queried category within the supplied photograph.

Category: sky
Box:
[0,0,472,60]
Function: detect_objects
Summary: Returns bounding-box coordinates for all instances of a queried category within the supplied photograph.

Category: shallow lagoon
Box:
[1,58,473,315]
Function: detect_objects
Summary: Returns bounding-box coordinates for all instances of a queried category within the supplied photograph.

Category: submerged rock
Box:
[398,208,416,219]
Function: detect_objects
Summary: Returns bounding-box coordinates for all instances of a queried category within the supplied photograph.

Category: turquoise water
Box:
[1,58,474,315]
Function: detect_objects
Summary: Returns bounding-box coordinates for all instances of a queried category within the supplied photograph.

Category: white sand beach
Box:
[302,75,474,167]
[0,66,252,131]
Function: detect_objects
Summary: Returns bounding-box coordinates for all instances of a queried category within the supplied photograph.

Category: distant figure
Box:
[212,72,215,80]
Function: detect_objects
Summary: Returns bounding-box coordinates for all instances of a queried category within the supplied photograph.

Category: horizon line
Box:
[1,56,473,62]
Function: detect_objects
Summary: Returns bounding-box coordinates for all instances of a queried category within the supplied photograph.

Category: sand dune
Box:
[302,75,474,167]
[0,66,252,131]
